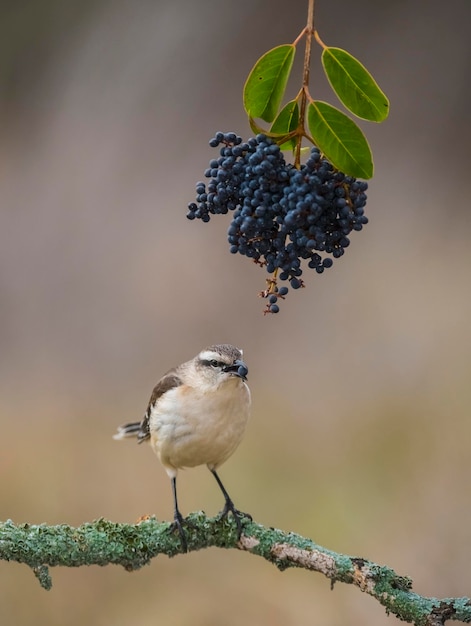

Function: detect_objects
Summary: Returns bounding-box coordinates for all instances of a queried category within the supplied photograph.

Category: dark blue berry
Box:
[188,133,369,310]
[237,364,249,378]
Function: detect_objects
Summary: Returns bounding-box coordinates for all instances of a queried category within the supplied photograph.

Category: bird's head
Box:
[193,344,248,389]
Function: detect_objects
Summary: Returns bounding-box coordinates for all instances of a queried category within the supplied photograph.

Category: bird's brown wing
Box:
[138,371,183,443]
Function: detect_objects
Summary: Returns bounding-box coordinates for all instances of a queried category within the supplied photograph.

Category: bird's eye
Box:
[209,359,220,368]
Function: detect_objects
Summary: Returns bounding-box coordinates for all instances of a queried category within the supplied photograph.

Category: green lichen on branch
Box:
[1,514,470,625]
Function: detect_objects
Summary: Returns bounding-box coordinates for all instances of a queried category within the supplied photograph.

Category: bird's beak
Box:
[223,359,248,380]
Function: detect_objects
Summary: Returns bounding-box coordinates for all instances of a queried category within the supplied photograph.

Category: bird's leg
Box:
[169,476,188,553]
[210,469,252,538]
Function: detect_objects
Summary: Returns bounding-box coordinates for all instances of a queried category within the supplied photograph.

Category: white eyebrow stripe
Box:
[198,350,225,362]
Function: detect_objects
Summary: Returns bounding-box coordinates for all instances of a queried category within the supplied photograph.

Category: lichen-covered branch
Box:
[0,514,469,626]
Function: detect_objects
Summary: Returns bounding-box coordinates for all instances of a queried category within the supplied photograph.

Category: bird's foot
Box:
[169,512,198,553]
[218,499,252,538]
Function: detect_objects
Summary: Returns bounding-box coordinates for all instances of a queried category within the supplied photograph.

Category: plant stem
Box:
[314,28,326,49]
[295,0,315,167]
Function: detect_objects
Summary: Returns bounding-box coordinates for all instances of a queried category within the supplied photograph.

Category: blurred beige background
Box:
[1,1,471,624]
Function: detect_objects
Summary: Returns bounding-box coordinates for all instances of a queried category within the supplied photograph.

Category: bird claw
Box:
[218,499,252,538]
[169,513,198,553]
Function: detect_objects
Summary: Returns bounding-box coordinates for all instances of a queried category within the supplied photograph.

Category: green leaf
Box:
[270,99,299,134]
[270,100,299,150]
[248,117,268,136]
[322,47,389,122]
[248,115,297,149]
[243,44,296,123]
[308,101,373,179]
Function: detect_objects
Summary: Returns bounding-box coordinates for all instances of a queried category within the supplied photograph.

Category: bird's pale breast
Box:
[149,378,251,474]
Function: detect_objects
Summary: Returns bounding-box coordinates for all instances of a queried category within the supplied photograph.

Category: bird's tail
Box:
[113,422,142,441]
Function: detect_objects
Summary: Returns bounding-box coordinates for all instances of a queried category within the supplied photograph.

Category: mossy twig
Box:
[0,514,469,625]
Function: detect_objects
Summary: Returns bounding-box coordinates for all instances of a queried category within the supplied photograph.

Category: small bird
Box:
[113,344,251,551]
